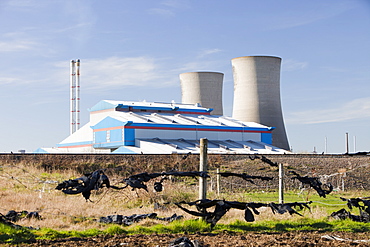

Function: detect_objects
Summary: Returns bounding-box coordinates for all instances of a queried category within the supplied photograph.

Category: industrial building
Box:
[35,55,291,154]
[35,100,288,154]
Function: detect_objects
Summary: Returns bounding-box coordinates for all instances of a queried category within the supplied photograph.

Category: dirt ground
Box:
[20,231,370,247]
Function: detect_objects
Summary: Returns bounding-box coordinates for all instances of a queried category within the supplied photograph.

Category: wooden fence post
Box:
[216,168,220,196]
[279,163,284,204]
[199,138,208,201]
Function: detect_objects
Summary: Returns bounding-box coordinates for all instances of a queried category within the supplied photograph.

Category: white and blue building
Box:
[35,100,289,154]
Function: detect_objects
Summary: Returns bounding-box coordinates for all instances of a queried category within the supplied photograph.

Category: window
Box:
[106,130,110,142]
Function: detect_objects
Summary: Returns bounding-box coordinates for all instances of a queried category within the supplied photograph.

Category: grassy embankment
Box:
[2,215,370,244]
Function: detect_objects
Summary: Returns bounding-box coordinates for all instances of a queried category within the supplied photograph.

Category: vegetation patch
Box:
[2,217,370,244]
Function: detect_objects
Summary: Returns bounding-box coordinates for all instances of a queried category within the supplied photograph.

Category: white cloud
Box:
[0,56,180,91]
[5,0,45,10]
[0,40,38,52]
[197,48,222,58]
[286,97,370,124]
[49,55,230,94]
[56,57,177,91]
[282,59,308,72]
[148,0,190,17]
[52,22,93,34]
[0,77,20,85]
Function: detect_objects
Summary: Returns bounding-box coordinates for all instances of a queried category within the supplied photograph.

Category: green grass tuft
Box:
[213,217,370,233]
[126,219,211,234]
[0,223,35,244]
[105,225,127,235]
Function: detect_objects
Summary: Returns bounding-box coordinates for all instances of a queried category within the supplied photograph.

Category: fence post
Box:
[216,168,220,196]
[199,138,208,201]
[279,163,284,204]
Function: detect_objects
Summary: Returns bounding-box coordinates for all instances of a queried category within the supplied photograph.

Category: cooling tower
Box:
[231,56,290,150]
[180,72,224,115]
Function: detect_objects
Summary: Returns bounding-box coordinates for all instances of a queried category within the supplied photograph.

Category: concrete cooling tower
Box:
[180,72,224,115]
[231,56,290,150]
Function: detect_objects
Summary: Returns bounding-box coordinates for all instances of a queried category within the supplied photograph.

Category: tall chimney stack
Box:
[70,60,76,135]
[76,59,81,131]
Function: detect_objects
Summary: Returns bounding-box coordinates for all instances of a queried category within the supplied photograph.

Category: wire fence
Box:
[1,159,370,231]
[0,162,368,200]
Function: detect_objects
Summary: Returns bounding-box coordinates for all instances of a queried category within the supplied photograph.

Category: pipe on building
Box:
[231,56,290,150]
[180,72,224,115]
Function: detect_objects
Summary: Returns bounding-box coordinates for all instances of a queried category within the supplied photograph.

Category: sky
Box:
[0,0,369,154]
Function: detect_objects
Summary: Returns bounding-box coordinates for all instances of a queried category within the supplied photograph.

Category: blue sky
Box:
[0,0,369,154]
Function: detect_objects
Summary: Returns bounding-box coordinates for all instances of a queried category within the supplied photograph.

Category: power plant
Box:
[180,72,224,115]
[35,55,291,154]
[231,56,290,150]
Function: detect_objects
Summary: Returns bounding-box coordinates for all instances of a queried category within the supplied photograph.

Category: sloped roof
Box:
[94,110,272,131]
[89,100,274,131]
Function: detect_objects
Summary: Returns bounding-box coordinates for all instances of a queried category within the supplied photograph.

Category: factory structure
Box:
[35,56,290,154]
